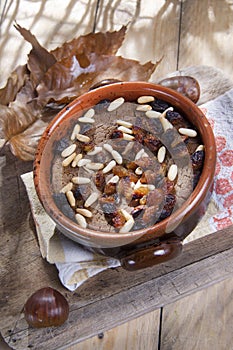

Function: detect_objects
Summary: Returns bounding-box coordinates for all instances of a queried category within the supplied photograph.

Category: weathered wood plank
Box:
[161,277,233,350]
[178,0,233,77]
[65,309,160,350]
[2,207,233,350]
[95,0,182,80]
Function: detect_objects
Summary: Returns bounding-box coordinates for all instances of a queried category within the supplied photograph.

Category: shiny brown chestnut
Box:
[24,287,69,328]
[158,76,200,103]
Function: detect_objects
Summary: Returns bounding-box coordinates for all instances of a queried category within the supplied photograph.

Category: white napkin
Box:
[21,87,233,291]
[21,172,120,291]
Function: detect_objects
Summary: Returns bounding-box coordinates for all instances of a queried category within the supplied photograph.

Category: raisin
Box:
[191,150,205,171]
[104,182,117,195]
[129,172,139,183]
[73,186,83,200]
[144,133,161,153]
[126,161,138,171]
[132,125,146,143]
[133,186,149,198]
[110,129,123,139]
[81,141,95,153]
[166,179,175,194]
[166,110,185,128]
[150,98,171,112]
[95,170,106,191]
[117,177,133,201]
[159,193,176,220]
[112,165,129,177]
[112,210,126,228]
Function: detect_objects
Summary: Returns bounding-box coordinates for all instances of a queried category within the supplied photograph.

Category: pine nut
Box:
[131,182,135,189]
[84,192,99,207]
[168,164,178,181]
[60,182,73,193]
[87,146,103,155]
[103,160,116,174]
[76,208,93,218]
[160,107,173,118]
[103,143,113,153]
[121,209,133,221]
[72,177,91,184]
[148,184,155,191]
[134,180,142,190]
[107,97,125,112]
[135,167,143,175]
[157,146,166,163]
[61,144,77,158]
[62,152,77,167]
[85,162,104,170]
[118,125,133,134]
[77,158,91,167]
[136,104,152,111]
[76,134,91,143]
[71,124,81,141]
[195,144,204,152]
[107,175,120,184]
[116,120,133,128]
[75,213,87,228]
[137,95,155,104]
[178,128,197,137]
[78,117,95,123]
[83,108,95,119]
[145,110,161,119]
[123,133,134,141]
[119,217,135,233]
[71,153,83,167]
[66,190,76,207]
[111,150,123,164]
[160,116,173,131]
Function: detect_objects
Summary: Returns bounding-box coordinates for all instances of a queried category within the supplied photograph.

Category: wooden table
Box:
[1,1,233,349]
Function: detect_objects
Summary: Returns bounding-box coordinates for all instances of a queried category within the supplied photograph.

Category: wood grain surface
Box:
[0,1,233,349]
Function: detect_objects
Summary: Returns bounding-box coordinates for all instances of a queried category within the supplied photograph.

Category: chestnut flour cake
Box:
[53,95,205,233]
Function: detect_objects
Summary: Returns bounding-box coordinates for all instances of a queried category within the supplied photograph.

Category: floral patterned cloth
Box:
[184,88,233,242]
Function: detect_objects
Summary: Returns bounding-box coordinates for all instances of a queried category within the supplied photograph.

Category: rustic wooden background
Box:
[0,0,233,349]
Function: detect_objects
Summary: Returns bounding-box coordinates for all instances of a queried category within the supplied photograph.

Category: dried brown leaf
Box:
[0,79,56,160]
[36,54,159,105]
[51,26,127,62]
[0,65,29,105]
[14,23,57,86]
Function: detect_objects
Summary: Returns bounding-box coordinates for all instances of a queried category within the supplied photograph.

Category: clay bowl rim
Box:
[34,81,216,243]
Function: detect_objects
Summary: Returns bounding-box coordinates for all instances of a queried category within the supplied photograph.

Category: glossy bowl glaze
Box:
[34,82,216,270]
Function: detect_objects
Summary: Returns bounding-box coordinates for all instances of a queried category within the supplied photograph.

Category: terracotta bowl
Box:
[34,82,216,270]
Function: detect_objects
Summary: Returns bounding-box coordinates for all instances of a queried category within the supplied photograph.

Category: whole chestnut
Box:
[24,287,69,328]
